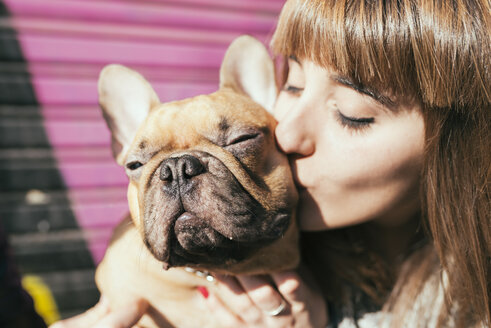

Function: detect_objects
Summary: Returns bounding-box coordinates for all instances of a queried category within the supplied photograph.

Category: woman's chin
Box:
[297,189,372,231]
[297,190,326,231]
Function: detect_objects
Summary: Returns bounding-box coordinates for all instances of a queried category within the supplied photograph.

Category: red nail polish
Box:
[197,286,209,299]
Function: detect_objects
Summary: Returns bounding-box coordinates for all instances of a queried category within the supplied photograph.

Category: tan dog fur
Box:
[95,36,299,327]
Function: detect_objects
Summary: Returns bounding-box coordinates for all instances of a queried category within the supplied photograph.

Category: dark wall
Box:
[0,1,99,322]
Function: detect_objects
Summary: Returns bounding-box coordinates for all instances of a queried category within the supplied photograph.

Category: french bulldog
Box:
[95,35,299,327]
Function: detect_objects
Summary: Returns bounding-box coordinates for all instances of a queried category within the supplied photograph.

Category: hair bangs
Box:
[271,0,490,109]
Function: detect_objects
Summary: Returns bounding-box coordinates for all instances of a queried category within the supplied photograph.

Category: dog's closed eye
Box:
[224,128,268,159]
[227,133,260,146]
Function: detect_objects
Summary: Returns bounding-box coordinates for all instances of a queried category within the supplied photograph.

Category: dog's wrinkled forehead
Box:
[130,91,275,154]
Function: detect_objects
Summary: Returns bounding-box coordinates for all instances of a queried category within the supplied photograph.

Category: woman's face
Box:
[274,58,425,231]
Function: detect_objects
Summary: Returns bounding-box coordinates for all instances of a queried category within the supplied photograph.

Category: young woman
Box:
[53,0,489,327]
[202,0,490,327]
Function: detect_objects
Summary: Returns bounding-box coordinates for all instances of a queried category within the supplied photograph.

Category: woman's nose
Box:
[275,106,315,156]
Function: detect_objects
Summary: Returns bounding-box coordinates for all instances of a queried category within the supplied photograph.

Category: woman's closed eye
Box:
[336,110,374,131]
[283,84,303,95]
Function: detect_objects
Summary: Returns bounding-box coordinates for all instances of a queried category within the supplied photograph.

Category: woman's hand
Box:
[49,296,148,328]
[202,268,327,328]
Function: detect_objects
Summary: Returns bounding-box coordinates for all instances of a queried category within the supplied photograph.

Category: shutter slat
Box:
[18,34,227,66]
[5,0,277,32]
[10,17,272,45]
[28,62,219,82]
[32,76,217,105]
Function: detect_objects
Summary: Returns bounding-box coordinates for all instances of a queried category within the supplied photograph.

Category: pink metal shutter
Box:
[1,0,283,319]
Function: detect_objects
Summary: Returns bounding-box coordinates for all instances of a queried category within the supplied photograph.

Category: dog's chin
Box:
[164,242,251,270]
[143,212,248,269]
[149,212,287,270]
[144,208,293,270]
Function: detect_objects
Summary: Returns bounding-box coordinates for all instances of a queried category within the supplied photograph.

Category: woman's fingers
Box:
[49,297,148,328]
[209,274,294,327]
[272,270,328,327]
[212,274,263,324]
[205,285,247,328]
[49,297,111,328]
[93,298,148,328]
[200,268,328,328]
[272,271,304,304]
[235,275,289,316]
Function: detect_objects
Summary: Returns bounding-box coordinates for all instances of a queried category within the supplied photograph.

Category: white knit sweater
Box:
[326,270,483,328]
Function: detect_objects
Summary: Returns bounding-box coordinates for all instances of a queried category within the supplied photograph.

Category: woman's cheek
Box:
[339,122,422,192]
[315,126,377,186]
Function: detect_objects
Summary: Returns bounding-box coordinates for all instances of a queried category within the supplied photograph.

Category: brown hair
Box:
[271,0,490,326]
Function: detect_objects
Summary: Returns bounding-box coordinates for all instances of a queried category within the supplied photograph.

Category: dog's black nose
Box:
[160,155,204,182]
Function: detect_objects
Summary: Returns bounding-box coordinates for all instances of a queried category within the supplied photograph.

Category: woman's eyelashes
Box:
[282,80,374,132]
[336,110,374,131]
[283,84,303,94]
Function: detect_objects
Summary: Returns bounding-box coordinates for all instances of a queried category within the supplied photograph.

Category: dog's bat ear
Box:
[219,35,277,112]
[98,64,160,165]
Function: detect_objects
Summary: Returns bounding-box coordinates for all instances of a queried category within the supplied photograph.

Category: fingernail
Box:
[197,286,209,299]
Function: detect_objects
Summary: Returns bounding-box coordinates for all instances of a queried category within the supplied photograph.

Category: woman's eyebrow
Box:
[331,75,396,108]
